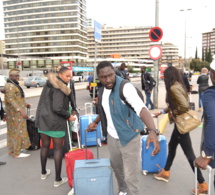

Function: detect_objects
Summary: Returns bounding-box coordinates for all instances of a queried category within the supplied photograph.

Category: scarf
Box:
[7,79,25,98]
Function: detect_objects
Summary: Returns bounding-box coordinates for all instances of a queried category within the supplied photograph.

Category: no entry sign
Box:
[149,45,162,60]
[149,27,163,42]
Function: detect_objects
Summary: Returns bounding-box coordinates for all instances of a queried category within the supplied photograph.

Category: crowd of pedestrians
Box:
[0,60,215,195]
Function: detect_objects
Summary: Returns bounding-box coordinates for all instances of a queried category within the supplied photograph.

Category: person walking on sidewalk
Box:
[197,67,209,112]
[195,59,215,189]
[35,66,76,187]
[4,69,31,158]
[115,62,129,80]
[141,66,155,110]
[0,96,6,165]
[153,66,208,195]
[87,61,160,195]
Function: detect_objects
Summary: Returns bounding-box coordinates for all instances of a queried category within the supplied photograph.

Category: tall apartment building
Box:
[202,28,215,60]
[160,43,179,67]
[87,25,179,67]
[3,0,87,70]
[0,40,7,70]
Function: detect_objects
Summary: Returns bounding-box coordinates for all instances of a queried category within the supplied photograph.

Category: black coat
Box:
[197,74,209,93]
[35,73,71,131]
[141,72,153,91]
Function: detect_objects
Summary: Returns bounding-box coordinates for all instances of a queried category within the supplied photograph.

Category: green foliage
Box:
[202,48,204,61]
[205,47,213,63]
[190,59,210,72]
[195,47,198,59]
[127,65,133,72]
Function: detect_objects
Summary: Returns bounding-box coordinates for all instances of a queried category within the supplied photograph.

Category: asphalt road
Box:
[0,77,213,195]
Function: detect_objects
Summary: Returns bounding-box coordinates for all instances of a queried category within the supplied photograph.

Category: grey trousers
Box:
[108,134,140,195]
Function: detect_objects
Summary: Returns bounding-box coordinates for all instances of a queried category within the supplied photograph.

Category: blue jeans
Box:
[198,92,204,108]
[145,90,154,109]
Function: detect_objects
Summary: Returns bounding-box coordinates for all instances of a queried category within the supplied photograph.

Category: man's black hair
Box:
[96,61,114,75]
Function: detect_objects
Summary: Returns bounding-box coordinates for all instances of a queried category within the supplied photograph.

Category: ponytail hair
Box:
[57,66,69,74]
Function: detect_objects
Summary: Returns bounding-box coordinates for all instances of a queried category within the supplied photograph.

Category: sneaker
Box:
[41,169,51,180]
[14,153,30,158]
[191,182,208,195]
[118,192,127,195]
[54,177,68,187]
[154,169,170,182]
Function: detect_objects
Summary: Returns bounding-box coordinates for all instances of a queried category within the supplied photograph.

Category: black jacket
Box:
[35,73,71,131]
[141,72,153,91]
[197,74,209,93]
[182,73,190,92]
[0,97,5,120]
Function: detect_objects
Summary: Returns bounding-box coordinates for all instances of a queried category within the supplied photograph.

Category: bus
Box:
[60,61,94,82]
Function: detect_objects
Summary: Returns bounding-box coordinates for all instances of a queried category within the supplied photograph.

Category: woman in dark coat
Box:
[35,67,76,187]
[197,68,209,112]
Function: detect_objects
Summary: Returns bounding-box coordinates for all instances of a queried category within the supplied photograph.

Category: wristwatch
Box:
[202,151,212,159]
[147,128,160,135]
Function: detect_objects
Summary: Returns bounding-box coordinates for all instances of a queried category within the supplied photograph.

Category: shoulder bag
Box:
[175,110,201,134]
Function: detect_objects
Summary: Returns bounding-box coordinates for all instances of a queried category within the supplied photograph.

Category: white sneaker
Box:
[15,153,30,158]
[68,188,74,195]
[41,169,51,180]
[54,177,68,187]
[119,192,127,195]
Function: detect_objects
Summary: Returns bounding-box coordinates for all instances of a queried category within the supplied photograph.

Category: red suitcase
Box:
[65,148,94,187]
[65,120,94,187]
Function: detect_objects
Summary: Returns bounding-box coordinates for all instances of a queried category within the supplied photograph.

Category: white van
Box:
[0,75,8,88]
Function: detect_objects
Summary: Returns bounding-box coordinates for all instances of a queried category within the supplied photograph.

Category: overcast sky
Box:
[0,0,215,58]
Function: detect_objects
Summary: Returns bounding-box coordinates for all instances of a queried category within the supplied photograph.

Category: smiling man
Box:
[4,69,31,158]
[87,61,160,195]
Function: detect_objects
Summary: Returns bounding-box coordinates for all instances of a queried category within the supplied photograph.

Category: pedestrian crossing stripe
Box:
[0,128,7,136]
[0,138,7,149]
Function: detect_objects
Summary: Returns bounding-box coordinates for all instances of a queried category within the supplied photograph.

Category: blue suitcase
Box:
[141,135,167,175]
[74,158,114,195]
[73,128,114,195]
[80,103,102,147]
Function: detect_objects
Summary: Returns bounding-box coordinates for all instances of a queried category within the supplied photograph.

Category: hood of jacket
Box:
[47,73,71,96]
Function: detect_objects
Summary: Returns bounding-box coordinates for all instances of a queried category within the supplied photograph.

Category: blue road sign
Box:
[94,20,102,43]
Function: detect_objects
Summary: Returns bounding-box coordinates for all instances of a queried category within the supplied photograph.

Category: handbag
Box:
[175,110,201,134]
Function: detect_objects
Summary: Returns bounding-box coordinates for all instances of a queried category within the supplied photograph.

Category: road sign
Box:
[94,20,102,43]
[17,61,22,66]
[149,27,163,42]
[149,45,162,60]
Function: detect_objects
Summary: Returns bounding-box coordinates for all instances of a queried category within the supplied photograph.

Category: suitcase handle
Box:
[195,165,213,195]
[85,128,100,159]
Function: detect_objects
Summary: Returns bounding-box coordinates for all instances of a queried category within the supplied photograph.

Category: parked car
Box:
[0,75,8,89]
[24,76,47,88]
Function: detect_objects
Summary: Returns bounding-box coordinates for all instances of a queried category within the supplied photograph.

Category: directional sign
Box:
[149,45,162,60]
[149,27,163,42]
[94,20,102,43]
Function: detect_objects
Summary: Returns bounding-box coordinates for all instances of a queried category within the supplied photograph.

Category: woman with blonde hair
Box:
[197,67,209,112]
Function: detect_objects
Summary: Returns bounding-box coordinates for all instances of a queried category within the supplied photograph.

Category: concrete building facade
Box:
[3,0,87,70]
[87,25,179,67]
[202,28,215,60]
[0,40,7,70]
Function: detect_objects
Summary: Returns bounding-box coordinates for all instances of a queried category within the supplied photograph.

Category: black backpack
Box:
[119,79,144,113]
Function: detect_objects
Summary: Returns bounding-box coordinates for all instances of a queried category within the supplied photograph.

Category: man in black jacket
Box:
[141,66,154,110]
[0,97,6,165]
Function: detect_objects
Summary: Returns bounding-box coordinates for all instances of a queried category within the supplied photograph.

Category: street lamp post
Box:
[180,8,192,70]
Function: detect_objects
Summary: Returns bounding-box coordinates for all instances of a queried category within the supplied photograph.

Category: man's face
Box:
[9,74,19,82]
[98,66,115,89]
[141,68,146,73]
[210,70,215,85]
[120,65,126,70]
